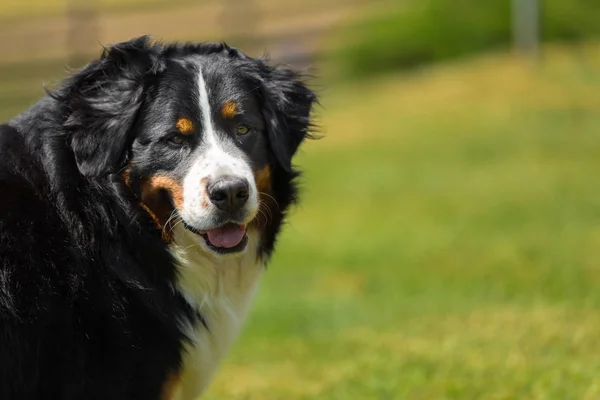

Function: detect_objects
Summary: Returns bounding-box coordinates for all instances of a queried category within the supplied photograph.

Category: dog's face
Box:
[129,56,270,255]
[60,37,316,257]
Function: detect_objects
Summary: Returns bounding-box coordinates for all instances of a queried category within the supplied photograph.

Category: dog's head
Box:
[57,36,316,257]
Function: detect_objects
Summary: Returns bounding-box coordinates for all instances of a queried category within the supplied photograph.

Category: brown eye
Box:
[168,135,186,146]
[236,124,250,136]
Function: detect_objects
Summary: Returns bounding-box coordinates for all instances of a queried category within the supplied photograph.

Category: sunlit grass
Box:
[208,307,600,399]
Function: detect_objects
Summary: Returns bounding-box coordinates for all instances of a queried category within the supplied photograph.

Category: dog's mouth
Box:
[183,221,248,254]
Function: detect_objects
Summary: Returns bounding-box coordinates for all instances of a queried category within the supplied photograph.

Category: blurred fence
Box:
[0,0,386,119]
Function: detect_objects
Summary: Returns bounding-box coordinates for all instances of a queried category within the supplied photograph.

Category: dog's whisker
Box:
[259,191,280,212]
[170,218,185,231]
[162,210,181,236]
[163,210,179,228]
[261,206,272,225]
[257,209,269,228]
[260,199,274,222]
[182,243,199,251]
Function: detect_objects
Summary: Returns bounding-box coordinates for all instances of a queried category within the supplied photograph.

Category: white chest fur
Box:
[169,226,264,399]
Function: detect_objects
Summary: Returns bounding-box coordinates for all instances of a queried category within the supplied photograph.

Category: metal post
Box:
[512,0,540,59]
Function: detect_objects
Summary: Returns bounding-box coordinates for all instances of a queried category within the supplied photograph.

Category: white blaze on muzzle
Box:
[178,67,258,235]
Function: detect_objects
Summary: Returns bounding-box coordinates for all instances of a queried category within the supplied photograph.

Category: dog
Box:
[0,36,317,399]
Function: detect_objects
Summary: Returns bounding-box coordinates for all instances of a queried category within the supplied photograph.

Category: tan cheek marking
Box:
[149,175,184,210]
[139,175,184,243]
[221,101,238,119]
[255,165,272,193]
[176,117,194,134]
[160,371,181,400]
[251,165,273,234]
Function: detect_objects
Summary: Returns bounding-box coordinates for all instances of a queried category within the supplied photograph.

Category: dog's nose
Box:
[207,176,250,213]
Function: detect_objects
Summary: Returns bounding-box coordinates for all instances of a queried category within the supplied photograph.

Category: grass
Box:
[2,42,600,398]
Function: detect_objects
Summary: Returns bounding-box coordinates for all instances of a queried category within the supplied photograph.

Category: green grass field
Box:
[2,43,600,398]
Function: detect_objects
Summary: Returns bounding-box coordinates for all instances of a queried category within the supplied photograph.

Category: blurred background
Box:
[2,0,600,398]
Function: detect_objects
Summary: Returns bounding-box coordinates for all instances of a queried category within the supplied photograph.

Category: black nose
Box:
[207,176,250,213]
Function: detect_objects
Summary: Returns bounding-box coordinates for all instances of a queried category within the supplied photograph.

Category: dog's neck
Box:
[169,225,264,399]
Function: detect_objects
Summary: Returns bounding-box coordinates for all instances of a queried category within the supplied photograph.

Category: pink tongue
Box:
[205,224,247,248]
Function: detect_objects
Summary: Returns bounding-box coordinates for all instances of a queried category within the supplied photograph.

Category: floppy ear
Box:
[259,64,317,171]
[58,36,164,177]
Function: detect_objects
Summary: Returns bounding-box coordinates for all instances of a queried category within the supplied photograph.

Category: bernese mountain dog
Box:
[0,36,317,399]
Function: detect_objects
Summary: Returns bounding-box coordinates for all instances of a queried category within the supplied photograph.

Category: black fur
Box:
[0,36,316,399]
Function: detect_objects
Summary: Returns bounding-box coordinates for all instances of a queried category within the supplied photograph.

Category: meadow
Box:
[2,42,600,398]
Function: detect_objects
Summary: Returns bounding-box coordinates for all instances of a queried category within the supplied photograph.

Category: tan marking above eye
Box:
[176,117,194,134]
[221,101,238,119]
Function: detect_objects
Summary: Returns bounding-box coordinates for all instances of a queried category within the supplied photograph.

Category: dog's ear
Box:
[58,36,164,177]
[258,64,317,171]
